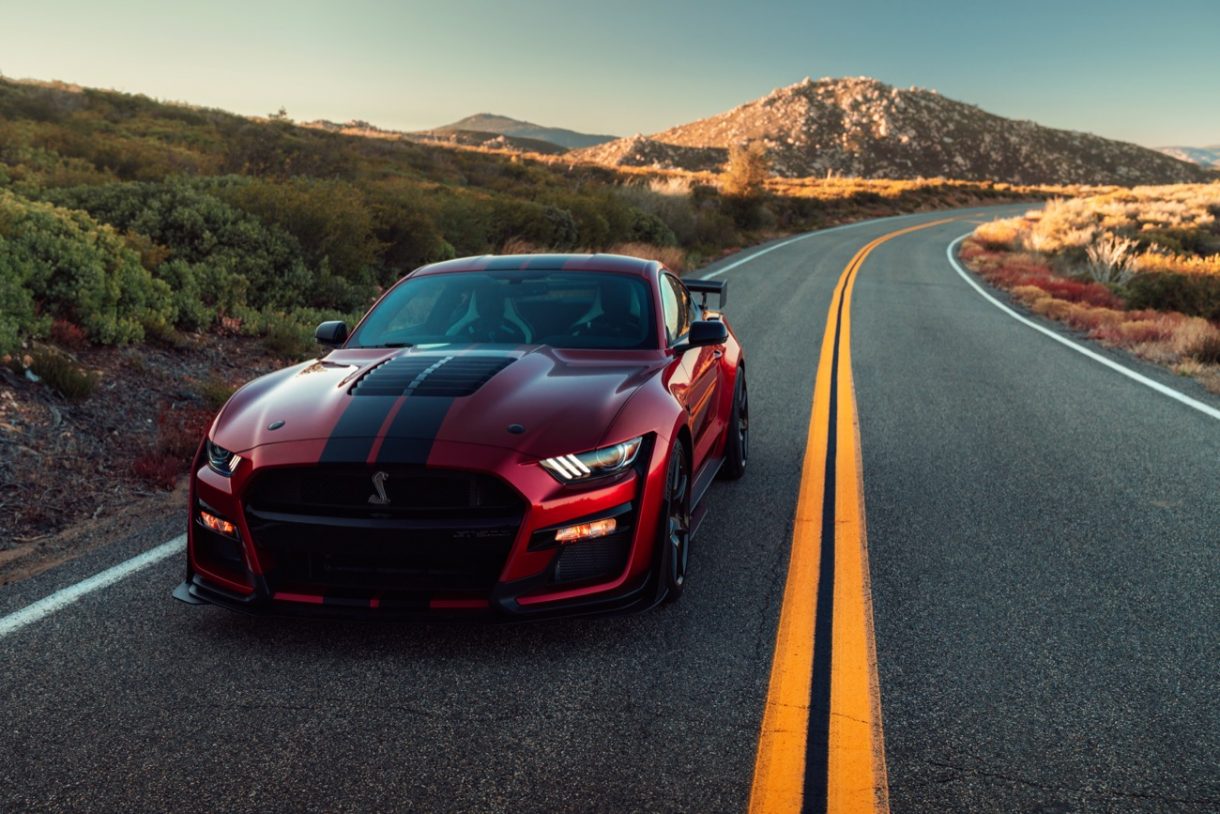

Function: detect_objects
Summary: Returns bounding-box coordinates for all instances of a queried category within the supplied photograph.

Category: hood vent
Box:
[351,355,513,398]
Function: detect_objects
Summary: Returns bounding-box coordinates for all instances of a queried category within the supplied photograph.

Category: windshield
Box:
[350,270,658,350]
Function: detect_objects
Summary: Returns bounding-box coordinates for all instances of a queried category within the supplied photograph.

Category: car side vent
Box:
[350,355,513,398]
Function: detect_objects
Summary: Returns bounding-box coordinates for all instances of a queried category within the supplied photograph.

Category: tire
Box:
[719,368,748,480]
[659,439,692,603]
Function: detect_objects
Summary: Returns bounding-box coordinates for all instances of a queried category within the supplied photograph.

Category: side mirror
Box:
[685,320,728,349]
[315,321,349,347]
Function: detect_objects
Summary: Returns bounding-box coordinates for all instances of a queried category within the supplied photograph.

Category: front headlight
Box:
[540,436,643,483]
[205,438,242,476]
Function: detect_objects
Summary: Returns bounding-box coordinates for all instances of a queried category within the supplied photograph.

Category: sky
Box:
[1,0,1218,148]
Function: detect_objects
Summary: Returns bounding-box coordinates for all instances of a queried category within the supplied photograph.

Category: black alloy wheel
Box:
[661,441,692,603]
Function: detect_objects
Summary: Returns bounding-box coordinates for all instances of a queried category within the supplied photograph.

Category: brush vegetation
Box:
[1,76,1059,361]
[965,183,1220,392]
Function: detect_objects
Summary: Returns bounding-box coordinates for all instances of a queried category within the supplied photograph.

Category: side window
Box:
[670,276,692,340]
[661,275,681,344]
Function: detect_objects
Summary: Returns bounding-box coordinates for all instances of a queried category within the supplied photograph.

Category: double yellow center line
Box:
[748,219,956,814]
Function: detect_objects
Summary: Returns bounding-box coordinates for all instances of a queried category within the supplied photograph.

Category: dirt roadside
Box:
[1,335,284,586]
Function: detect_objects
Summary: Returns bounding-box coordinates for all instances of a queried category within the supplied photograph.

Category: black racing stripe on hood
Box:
[374,395,454,465]
[319,396,396,463]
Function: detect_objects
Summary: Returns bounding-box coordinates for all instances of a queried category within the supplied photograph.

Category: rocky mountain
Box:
[1157,145,1220,168]
[572,77,1210,186]
[437,114,617,150]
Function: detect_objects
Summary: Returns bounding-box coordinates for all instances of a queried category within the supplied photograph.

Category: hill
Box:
[438,113,617,150]
[407,128,568,154]
[572,77,1209,186]
[302,118,567,154]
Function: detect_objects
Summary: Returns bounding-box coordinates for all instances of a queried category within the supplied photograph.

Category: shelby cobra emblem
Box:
[367,471,391,505]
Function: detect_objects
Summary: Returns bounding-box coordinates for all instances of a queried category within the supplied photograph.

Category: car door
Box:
[661,273,721,467]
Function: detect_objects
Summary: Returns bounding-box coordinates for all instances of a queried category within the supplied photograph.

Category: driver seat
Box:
[447,286,533,343]
[571,279,640,339]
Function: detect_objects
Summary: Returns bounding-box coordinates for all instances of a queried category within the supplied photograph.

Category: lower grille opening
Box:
[245,466,524,596]
[552,532,632,584]
[255,524,516,595]
[193,524,246,581]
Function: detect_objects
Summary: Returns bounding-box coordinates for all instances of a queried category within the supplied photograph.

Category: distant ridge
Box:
[435,113,617,150]
[572,77,1209,186]
[1157,145,1220,168]
[300,118,566,154]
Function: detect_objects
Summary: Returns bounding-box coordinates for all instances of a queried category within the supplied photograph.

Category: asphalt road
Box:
[2,206,1217,813]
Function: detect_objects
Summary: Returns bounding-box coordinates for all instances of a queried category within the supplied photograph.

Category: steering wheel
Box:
[462,317,527,344]
[574,316,640,339]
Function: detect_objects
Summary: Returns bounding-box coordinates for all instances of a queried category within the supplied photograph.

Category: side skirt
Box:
[690,453,724,538]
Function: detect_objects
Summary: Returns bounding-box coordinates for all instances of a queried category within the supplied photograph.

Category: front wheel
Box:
[720,368,748,480]
[659,440,691,603]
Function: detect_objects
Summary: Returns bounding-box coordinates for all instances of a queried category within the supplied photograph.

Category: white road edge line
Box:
[947,233,1220,422]
[0,535,185,639]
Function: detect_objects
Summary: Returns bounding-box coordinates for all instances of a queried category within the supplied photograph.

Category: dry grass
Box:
[1084,234,1137,285]
[963,182,1220,393]
[974,218,1024,249]
[489,238,689,272]
[972,184,1220,273]
[1134,252,1220,276]
[499,237,546,255]
[608,243,687,272]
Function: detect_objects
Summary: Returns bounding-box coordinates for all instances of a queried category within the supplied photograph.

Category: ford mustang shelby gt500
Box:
[173,253,748,617]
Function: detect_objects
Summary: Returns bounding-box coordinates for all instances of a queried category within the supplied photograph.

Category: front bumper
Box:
[177,435,670,619]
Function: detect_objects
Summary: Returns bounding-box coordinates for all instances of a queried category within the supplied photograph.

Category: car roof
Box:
[411,253,663,279]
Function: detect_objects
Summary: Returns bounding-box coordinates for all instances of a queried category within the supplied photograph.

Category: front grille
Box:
[350,355,513,398]
[245,466,524,595]
[248,466,521,518]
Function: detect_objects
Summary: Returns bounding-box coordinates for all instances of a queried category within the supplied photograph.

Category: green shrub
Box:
[30,348,96,401]
[0,189,173,346]
[216,176,383,282]
[490,200,580,249]
[262,311,317,359]
[43,179,313,309]
[0,252,46,354]
[628,208,677,246]
[372,198,457,275]
[195,374,236,411]
[1125,272,1220,322]
[156,259,216,331]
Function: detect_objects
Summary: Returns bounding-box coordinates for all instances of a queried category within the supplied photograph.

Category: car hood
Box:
[213,346,663,459]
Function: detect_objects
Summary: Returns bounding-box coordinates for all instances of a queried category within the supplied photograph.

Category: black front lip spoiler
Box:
[172,568,663,623]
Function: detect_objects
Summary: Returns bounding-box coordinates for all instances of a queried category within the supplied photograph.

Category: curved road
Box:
[1,206,1217,812]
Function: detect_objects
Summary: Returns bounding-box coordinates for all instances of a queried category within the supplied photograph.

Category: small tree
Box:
[721,141,770,198]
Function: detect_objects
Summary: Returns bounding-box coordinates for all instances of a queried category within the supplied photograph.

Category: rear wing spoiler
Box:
[686,279,727,310]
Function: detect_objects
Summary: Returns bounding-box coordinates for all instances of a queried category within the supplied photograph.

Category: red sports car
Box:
[173,254,747,618]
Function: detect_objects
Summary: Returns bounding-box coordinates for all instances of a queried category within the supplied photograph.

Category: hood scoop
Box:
[350,355,514,398]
